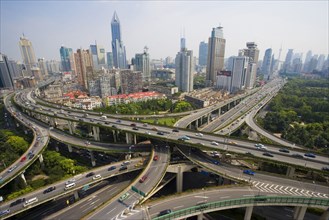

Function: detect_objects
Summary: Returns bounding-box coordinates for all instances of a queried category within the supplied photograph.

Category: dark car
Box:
[159,209,172,216]
[43,186,56,194]
[322,166,329,172]
[28,154,35,159]
[263,152,274,157]
[10,198,26,207]
[132,127,139,130]
[130,123,136,127]
[108,166,116,171]
[105,122,110,125]
[304,153,316,158]
[116,119,121,123]
[119,166,127,171]
[86,172,95,177]
[172,129,179,132]
[279,148,290,153]
[112,125,117,128]
[157,131,164,135]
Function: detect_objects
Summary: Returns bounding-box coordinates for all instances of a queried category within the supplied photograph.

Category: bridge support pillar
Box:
[244,206,253,220]
[286,166,295,178]
[50,118,56,127]
[20,172,27,185]
[293,206,307,220]
[74,191,79,201]
[320,208,329,220]
[176,166,183,193]
[68,121,75,135]
[38,154,44,168]
[207,114,210,125]
[89,150,96,167]
[197,213,203,220]
[133,134,137,144]
[195,119,198,129]
[126,133,133,144]
[188,124,192,129]
[92,126,100,141]
[68,144,73,152]
[112,130,117,142]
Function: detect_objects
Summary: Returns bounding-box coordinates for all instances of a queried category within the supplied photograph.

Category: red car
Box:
[130,123,136,127]
[139,175,148,183]
[153,155,159,161]
[20,156,27,162]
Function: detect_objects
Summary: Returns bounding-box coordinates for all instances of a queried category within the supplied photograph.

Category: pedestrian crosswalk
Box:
[250,180,328,198]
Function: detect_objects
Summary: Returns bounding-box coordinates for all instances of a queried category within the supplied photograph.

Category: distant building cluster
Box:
[103,91,166,106]
[1,11,328,102]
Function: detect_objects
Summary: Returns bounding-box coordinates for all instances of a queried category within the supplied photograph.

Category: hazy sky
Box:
[1,1,328,62]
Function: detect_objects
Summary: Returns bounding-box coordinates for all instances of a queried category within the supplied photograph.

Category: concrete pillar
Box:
[126,133,133,144]
[68,144,73,153]
[55,146,59,152]
[207,114,210,125]
[92,126,100,141]
[218,108,221,115]
[133,134,137,144]
[293,206,307,220]
[320,208,329,220]
[68,120,75,135]
[286,166,295,178]
[112,130,117,142]
[39,154,45,168]
[188,124,192,129]
[195,119,199,128]
[244,206,253,220]
[74,191,79,201]
[90,150,96,167]
[20,173,27,185]
[176,166,183,193]
[197,213,203,220]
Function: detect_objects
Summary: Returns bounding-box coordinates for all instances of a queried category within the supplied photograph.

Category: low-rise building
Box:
[104,91,166,106]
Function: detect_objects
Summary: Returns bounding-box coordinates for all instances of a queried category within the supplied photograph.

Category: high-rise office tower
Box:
[38,58,48,77]
[230,56,249,93]
[0,53,15,89]
[206,25,226,87]
[239,42,259,88]
[18,35,37,76]
[90,43,106,70]
[111,11,127,69]
[198,41,208,66]
[316,54,326,71]
[175,37,194,92]
[261,48,272,80]
[107,52,114,69]
[74,49,93,89]
[135,46,151,83]
[303,50,312,72]
[60,46,73,72]
[283,49,294,72]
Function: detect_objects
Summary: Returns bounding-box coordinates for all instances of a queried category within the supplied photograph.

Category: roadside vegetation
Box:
[258,78,329,152]
[94,99,195,115]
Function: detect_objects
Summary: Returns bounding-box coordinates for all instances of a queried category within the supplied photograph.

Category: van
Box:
[101,115,107,119]
[64,182,76,190]
[23,197,38,207]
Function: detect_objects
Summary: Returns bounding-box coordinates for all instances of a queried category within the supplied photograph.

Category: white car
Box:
[65,178,76,185]
[92,174,102,180]
[211,141,219,146]
[195,133,203,137]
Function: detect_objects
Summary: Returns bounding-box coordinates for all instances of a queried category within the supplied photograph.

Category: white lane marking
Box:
[173,205,184,209]
[90,199,100,205]
[80,201,92,209]
[145,179,150,185]
[243,194,253,197]
[194,196,209,199]
[87,195,97,201]
[107,207,117,215]
[220,196,230,199]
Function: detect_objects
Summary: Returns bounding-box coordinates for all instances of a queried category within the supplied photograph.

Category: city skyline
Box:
[1,1,328,62]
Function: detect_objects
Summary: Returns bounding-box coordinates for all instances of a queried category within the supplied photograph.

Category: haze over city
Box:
[1,1,328,61]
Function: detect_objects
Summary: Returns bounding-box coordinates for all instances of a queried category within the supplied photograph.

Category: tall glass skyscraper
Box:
[60,46,73,72]
[198,41,208,66]
[261,48,273,79]
[18,35,37,76]
[111,11,127,69]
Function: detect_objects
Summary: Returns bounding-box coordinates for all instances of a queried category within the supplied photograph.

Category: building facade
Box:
[120,69,143,94]
[111,12,127,69]
[60,46,73,72]
[198,41,208,66]
[18,35,37,76]
[135,47,151,83]
[261,48,273,80]
[0,53,15,89]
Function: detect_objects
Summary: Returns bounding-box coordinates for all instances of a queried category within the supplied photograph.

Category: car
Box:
[279,148,290,153]
[304,153,316,158]
[28,154,35,159]
[255,143,265,148]
[119,192,130,202]
[119,166,127,171]
[157,131,164,135]
[243,169,255,175]
[153,155,159,161]
[195,133,203,137]
[122,161,130,166]
[245,152,253,156]
[10,198,25,207]
[211,141,219,146]
[43,186,56,194]
[20,156,27,162]
[213,160,220,165]
[86,172,95,177]
[152,127,158,131]
[263,152,274,157]
[105,121,110,125]
[65,178,76,185]
[112,125,117,128]
[0,209,10,217]
[108,166,116,171]
[132,127,139,130]
[172,129,179,132]
[292,153,304,159]
[85,141,91,145]
[116,119,121,123]
[92,174,102,180]
[229,141,237,145]
[178,136,190,141]
[322,166,329,171]
[139,175,148,183]
[143,123,148,127]
[7,165,17,173]
[28,150,34,155]
[158,209,172,216]
[130,123,136,127]
[145,131,151,135]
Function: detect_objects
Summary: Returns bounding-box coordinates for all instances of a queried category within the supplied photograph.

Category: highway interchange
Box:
[0,77,328,219]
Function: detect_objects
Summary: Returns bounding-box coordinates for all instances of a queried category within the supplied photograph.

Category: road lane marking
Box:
[174,205,184,209]
[243,194,253,197]
[80,201,92,209]
[220,196,230,199]
[194,196,209,199]
[90,199,100,205]
[107,207,117,215]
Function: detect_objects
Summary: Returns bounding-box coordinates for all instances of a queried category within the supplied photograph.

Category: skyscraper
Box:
[261,48,272,80]
[283,49,294,72]
[60,46,73,72]
[206,25,226,87]
[175,38,194,92]
[74,49,93,89]
[107,52,114,69]
[111,11,127,69]
[18,35,37,76]
[198,41,208,66]
[38,58,48,77]
[303,50,312,72]
[242,42,260,63]
[135,46,151,83]
[240,42,259,88]
[230,56,249,93]
[0,53,15,89]
[90,43,106,70]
